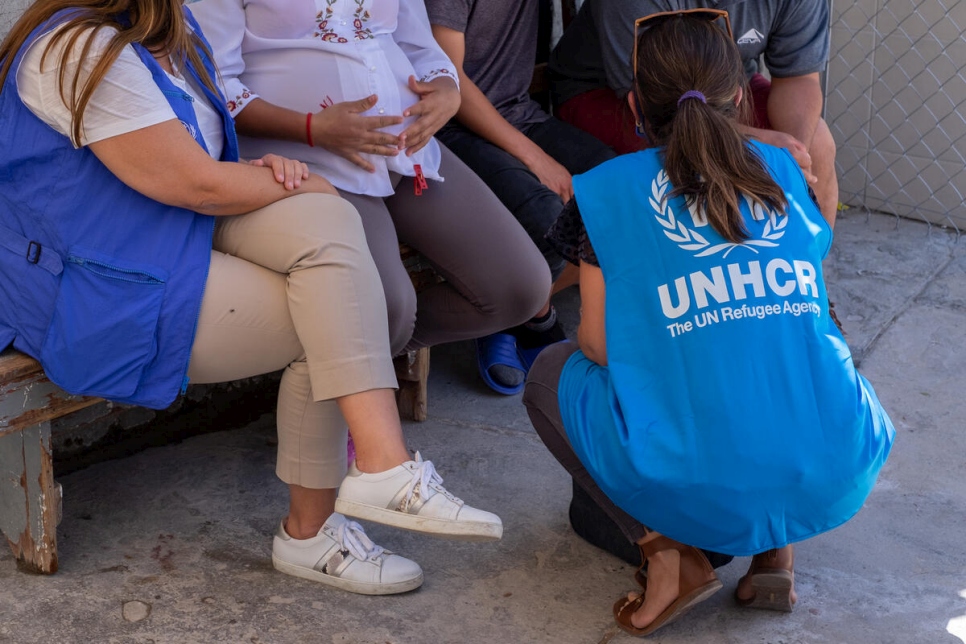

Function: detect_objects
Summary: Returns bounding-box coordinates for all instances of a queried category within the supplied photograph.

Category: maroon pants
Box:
[556,74,773,155]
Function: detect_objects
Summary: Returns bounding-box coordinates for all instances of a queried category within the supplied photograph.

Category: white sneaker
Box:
[272,513,423,595]
[335,452,503,542]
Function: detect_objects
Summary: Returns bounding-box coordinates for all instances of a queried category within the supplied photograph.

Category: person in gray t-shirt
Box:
[549,0,839,227]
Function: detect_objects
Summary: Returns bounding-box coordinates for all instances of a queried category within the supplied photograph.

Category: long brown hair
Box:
[633,15,786,243]
[0,0,218,146]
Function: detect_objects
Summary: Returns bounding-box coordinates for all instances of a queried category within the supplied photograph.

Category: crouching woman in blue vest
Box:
[523,12,894,637]
[0,0,502,596]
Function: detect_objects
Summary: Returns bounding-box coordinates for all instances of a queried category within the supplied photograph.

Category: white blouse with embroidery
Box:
[189,0,459,196]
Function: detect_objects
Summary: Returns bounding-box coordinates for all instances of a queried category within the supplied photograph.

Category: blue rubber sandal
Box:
[476,333,526,395]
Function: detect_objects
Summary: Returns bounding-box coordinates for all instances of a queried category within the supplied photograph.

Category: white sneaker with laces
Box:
[335,452,503,541]
[272,512,423,595]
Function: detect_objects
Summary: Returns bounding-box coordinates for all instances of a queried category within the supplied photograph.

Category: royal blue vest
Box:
[0,9,238,409]
[559,142,895,555]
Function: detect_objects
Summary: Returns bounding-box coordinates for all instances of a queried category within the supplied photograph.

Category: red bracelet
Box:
[305,112,314,147]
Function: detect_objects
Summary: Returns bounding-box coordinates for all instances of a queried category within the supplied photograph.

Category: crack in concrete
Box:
[854,248,960,368]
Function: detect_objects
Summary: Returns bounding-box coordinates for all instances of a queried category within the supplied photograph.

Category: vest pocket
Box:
[41,253,168,400]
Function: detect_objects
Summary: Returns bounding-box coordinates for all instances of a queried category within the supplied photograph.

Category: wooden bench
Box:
[0,350,430,575]
[0,244,435,574]
[395,243,438,423]
[0,350,99,574]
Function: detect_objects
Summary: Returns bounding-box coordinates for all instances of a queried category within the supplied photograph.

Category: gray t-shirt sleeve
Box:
[763,0,830,77]
[592,0,664,95]
[424,0,472,33]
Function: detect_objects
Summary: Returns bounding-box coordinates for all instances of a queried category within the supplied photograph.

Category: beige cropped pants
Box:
[186,193,396,489]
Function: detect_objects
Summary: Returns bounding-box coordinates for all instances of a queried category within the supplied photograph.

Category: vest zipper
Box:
[67,257,164,283]
[161,89,194,103]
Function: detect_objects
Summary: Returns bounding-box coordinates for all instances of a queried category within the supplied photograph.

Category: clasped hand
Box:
[756,129,818,185]
[306,78,459,169]
[248,153,309,190]
[249,154,337,195]
[400,76,460,157]
[310,94,405,173]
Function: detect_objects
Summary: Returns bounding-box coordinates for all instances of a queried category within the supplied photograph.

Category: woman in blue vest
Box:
[523,12,894,637]
[0,0,501,597]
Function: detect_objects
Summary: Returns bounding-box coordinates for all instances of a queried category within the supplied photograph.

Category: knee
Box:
[493,253,552,326]
[525,341,578,394]
[385,283,417,356]
[278,193,367,243]
[523,341,577,429]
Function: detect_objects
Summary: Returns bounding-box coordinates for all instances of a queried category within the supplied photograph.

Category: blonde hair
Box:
[0,0,218,145]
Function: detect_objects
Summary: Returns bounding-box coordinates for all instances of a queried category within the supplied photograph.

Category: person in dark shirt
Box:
[550,0,839,227]
[426,0,616,395]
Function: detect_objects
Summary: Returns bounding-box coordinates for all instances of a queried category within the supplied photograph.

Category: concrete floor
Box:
[2,210,965,644]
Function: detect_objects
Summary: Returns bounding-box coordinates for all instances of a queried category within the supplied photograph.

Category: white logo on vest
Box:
[181,121,198,141]
[650,171,821,338]
[650,170,787,259]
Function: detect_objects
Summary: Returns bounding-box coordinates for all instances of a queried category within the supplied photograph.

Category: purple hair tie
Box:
[677,90,707,106]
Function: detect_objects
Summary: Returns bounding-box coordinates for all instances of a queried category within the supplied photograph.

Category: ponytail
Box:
[633,16,787,243]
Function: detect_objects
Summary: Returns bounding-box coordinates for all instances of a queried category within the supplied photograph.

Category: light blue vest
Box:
[560,142,895,555]
[0,9,238,409]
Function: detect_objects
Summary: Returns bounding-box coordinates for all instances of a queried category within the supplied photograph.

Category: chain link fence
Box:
[827,0,966,232]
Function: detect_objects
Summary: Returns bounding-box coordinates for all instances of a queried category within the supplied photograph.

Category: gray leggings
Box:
[523,341,648,544]
[340,143,551,355]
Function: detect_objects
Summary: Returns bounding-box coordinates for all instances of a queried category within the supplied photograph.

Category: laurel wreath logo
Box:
[650,170,787,258]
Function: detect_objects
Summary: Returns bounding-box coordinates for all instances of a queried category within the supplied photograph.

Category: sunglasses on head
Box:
[632,9,733,81]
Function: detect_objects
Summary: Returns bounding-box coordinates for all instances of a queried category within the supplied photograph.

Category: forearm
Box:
[576,321,607,366]
[455,75,546,166]
[88,119,334,217]
[767,74,824,150]
[184,164,335,216]
[233,98,309,146]
[577,261,608,365]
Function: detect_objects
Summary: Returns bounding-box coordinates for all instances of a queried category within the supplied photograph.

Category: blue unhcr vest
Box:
[0,8,239,409]
[559,142,895,555]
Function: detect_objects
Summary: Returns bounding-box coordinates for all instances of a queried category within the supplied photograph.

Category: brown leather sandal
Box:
[734,546,796,612]
[613,536,722,637]
[633,543,648,590]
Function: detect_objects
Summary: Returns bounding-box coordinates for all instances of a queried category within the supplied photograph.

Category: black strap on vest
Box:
[0,223,63,276]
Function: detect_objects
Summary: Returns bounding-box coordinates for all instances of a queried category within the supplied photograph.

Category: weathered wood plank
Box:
[395,347,430,423]
[0,422,59,574]
[0,350,46,381]
[0,367,100,436]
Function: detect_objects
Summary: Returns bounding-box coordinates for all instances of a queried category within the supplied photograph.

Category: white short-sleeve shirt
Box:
[17,25,225,159]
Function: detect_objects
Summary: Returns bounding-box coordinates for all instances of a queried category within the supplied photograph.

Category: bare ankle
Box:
[353,450,410,474]
[284,516,326,540]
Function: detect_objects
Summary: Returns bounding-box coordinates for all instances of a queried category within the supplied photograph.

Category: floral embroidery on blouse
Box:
[353,0,373,40]
[419,68,456,84]
[226,88,253,116]
[314,0,374,42]
[314,0,348,43]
